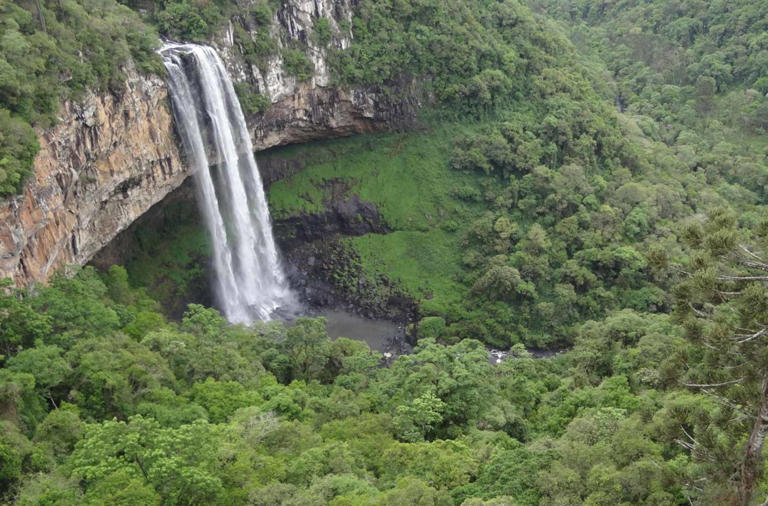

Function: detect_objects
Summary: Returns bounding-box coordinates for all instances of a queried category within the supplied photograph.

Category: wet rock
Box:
[274,199,419,329]
[276,194,390,249]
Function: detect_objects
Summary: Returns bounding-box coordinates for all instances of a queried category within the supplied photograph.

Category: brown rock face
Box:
[216,0,423,150]
[0,73,417,288]
[0,71,187,286]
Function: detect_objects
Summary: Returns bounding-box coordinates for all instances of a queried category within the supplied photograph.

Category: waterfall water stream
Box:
[160,43,293,323]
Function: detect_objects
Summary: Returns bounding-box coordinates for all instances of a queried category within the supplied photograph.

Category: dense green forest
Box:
[4,221,768,504]
[268,0,768,349]
[4,0,768,504]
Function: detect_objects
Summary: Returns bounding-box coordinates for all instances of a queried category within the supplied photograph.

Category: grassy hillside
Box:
[264,110,666,348]
[268,125,478,315]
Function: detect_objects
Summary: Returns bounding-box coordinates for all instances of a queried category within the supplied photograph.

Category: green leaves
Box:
[394,391,446,442]
[155,1,212,42]
[0,256,741,504]
[0,108,37,196]
[281,48,314,82]
[6,345,70,400]
[329,0,551,115]
[69,416,226,504]
[0,280,52,356]
[190,378,263,423]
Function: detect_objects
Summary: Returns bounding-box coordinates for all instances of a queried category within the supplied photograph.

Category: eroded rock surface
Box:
[0,70,186,286]
[215,0,421,149]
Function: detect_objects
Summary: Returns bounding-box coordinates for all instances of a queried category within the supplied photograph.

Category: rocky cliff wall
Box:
[215,0,422,149]
[0,0,421,287]
[0,69,186,286]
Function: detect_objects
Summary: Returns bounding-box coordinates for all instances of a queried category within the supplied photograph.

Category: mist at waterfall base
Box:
[161,43,294,324]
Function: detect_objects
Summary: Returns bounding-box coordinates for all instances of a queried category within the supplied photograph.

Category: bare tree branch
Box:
[681,426,698,446]
[718,275,768,281]
[741,261,768,272]
[735,328,768,345]
[684,378,744,388]
[689,303,710,318]
[677,426,718,464]
[33,0,46,33]
[740,245,766,263]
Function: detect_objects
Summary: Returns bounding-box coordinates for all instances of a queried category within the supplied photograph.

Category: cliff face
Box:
[215,0,421,149]
[0,0,421,287]
[0,69,186,286]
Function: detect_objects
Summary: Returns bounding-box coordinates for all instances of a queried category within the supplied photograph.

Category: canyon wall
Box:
[215,0,421,150]
[0,69,186,286]
[0,0,421,287]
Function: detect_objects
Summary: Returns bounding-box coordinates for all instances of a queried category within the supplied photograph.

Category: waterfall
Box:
[160,43,293,323]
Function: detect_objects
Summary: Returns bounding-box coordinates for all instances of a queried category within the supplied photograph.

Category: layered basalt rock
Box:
[216,0,421,150]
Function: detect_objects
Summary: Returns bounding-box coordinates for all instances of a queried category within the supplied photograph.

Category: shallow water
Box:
[313,309,403,352]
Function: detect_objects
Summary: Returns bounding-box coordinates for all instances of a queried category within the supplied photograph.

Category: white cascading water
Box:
[160,43,293,323]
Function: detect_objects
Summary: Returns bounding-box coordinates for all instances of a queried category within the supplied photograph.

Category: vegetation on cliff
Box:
[0,0,305,198]
[0,0,162,196]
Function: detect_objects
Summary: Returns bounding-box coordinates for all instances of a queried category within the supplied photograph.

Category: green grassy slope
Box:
[268,124,483,316]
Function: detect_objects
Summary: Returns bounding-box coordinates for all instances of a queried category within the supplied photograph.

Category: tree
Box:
[34,268,121,342]
[69,416,226,504]
[189,378,263,423]
[33,403,84,458]
[6,345,70,408]
[180,304,227,338]
[282,318,331,382]
[32,0,46,33]
[65,334,176,419]
[393,391,446,442]
[0,427,22,495]
[0,291,50,357]
[674,209,768,504]
[371,339,495,436]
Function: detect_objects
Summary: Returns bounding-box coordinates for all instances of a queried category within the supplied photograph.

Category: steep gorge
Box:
[0,0,419,287]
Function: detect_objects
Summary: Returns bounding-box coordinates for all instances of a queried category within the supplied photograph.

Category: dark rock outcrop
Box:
[269,193,417,325]
[282,237,418,325]
[248,80,422,150]
[275,194,388,248]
